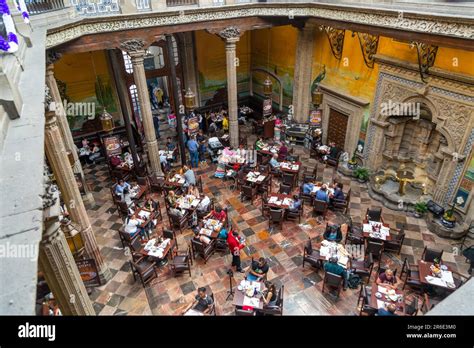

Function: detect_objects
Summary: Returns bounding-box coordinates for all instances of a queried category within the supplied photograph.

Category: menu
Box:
[103,135,122,157]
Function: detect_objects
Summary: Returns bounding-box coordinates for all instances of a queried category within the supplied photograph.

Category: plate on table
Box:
[375,292,382,299]
[440,265,448,271]
[237,285,243,291]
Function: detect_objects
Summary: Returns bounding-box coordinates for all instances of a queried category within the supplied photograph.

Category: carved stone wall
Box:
[364,59,474,212]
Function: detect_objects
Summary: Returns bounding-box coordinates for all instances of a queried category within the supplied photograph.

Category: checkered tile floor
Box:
[83,132,471,316]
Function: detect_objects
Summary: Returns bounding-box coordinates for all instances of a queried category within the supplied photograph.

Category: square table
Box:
[280,161,301,175]
[130,185,147,200]
[233,280,264,310]
[139,238,175,263]
[176,195,201,211]
[318,241,350,269]
[362,221,392,241]
[267,193,293,209]
[134,208,156,229]
[418,260,457,290]
[370,283,406,315]
[203,219,223,234]
[245,171,268,185]
[165,174,186,188]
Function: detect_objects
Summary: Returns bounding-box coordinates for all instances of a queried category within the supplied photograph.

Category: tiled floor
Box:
[84,127,471,316]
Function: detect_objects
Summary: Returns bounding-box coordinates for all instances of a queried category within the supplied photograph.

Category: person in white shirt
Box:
[124,214,144,238]
[236,144,247,158]
[269,154,280,169]
[121,187,133,207]
[197,196,211,212]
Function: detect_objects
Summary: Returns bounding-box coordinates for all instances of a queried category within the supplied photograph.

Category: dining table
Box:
[138,237,175,266]
[165,174,186,188]
[245,171,268,186]
[129,184,147,201]
[202,219,223,236]
[370,283,406,315]
[311,184,335,196]
[280,161,301,175]
[318,240,351,269]
[233,280,264,310]
[418,260,457,290]
[258,145,280,157]
[267,193,294,209]
[362,221,392,241]
[176,195,201,211]
[134,207,157,229]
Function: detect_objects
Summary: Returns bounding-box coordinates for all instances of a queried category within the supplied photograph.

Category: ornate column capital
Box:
[120,38,149,58]
[46,50,62,67]
[212,26,244,43]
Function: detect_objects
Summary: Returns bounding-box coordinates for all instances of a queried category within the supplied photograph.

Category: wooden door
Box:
[327,108,348,150]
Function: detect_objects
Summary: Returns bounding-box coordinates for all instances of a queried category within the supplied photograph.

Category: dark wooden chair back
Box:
[279,183,292,195]
[366,207,383,222]
[422,246,443,262]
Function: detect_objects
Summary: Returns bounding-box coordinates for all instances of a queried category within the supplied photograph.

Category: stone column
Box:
[44,103,111,284]
[218,27,242,149]
[45,51,95,206]
[39,173,95,315]
[120,39,164,178]
[292,24,316,123]
[178,32,200,108]
[365,119,389,170]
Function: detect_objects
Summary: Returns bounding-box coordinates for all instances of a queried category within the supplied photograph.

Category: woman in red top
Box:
[205,205,227,222]
[227,230,245,272]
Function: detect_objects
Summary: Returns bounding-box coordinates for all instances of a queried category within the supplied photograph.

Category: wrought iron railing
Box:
[25,0,66,14]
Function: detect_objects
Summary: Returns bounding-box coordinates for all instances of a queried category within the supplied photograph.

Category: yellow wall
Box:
[54,50,112,103]
[195,30,251,103]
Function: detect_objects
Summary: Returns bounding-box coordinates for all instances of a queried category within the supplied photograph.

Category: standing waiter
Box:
[227,230,245,273]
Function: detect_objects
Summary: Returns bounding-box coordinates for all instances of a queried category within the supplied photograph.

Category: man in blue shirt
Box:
[324,257,348,290]
[377,304,398,316]
[269,154,280,169]
[187,136,199,168]
[115,179,130,195]
[315,185,330,202]
[183,166,196,186]
[303,181,315,195]
[289,195,302,213]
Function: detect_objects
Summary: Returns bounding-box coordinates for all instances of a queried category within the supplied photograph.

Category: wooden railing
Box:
[26,0,66,15]
[166,0,198,6]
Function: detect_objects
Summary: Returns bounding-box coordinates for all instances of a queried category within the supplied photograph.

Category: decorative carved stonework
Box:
[42,166,58,209]
[352,32,379,68]
[46,50,62,66]
[218,26,241,40]
[411,42,438,83]
[120,39,147,52]
[45,6,474,49]
[45,85,53,111]
[320,26,345,60]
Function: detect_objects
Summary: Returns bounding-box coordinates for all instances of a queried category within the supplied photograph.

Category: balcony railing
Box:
[166,0,198,7]
[26,0,67,15]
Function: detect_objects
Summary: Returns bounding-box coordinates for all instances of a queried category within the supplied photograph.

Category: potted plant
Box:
[347,150,358,170]
[414,201,428,218]
[441,196,464,228]
[354,167,369,183]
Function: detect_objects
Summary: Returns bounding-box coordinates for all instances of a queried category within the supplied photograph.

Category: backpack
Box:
[348,274,362,289]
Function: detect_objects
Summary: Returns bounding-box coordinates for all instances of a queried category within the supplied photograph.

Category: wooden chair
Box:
[366,239,384,261]
[312,199,328,220]
[404,295,419,316]
[258,175,272,195]
[421,293,442,313]
[169,245,192,277]
[279,183,292,195]
[302,238,322,270]
[281,172,295,187]
[269,208,284,230]
[191,238,216,263]
[260,285,284,316]
[163,228,177,247]
[344,228,364,245]
[258,164,270,174]
[383,225,405,255]
[421,246,443,262]
[322,271,344,298]
[299,183,313,204]
[235,308,256,316]
[130,257,157,288]
[116,201,130,220]
[168,211,189,234]
[325,149,342,169]
[286,200,304,223]
[118,227,140,249]
[400,258,422,291]
[208,292,217,316]
[357,285,377,316]
[197,175,203,193]
[366,207,384,223]
[241,184,257,204]
[350,253,374,284]
[302,166,315,183]
[332,188,351,214]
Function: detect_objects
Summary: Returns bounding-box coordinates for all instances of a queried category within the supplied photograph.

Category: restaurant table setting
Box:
[268,195,293,209]
[159,150,174,160]
[176,195,201,210]
[246,171,266,183]
[234,280,264,309]
[203,219,223,232]
[260,145,280,154]
[280,161,300,172]
[183,308,204,316]
[129,185,144,199]
[372,284,404,314]
[422,261,456,289]
[319,240,350,268]
[143,237,171,259]
[168,174,186,185]
[363,221,390,240]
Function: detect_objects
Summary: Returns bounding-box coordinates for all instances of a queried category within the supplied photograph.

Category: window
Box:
[122,51,133,74]
[129,84,141,119]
